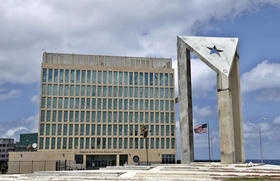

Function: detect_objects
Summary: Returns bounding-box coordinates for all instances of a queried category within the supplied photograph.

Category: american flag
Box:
[194,123,208,134]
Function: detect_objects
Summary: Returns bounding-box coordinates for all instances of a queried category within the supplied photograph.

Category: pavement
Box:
[1,162,280,180]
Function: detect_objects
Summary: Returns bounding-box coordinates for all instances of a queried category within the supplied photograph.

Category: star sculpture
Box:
[207,45,223,56]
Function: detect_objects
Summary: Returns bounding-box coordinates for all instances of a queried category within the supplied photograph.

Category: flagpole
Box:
[208,121,211,161]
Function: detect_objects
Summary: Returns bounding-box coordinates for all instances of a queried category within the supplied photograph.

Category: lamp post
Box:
[259,116,267,164]
[141,125,149,165]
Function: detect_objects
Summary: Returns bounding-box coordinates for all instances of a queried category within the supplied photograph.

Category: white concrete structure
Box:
[177,36,245,164]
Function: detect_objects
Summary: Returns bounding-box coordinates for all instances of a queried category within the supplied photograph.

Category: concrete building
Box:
[8,52,176,173]
[0,138,14,173]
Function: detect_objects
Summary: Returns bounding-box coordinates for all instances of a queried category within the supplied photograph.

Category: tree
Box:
[140,125,149,165]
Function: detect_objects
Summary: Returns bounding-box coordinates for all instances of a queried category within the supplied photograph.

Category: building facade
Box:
[9,52,176,172]
[20,133,38,147]
[0,138,14,162]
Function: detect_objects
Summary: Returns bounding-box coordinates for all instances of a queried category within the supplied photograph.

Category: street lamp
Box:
[259,116,267,164]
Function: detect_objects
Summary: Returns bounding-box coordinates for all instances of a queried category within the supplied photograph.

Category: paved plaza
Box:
[1,163,280,180]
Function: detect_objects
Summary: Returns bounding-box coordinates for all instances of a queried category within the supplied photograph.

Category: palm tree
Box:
[140,125,149,165]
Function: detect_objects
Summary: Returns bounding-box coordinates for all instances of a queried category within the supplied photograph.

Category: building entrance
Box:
[86,155,116,168]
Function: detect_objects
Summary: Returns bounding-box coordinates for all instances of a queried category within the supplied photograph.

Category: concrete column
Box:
[116,154,120,166]
[177,37,194,164]
[230,52,245,163]
[217,73,236,164]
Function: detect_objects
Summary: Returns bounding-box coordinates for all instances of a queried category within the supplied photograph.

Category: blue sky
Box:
[0,0,279,160]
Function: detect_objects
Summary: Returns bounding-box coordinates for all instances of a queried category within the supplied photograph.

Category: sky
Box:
[0,0,280,160]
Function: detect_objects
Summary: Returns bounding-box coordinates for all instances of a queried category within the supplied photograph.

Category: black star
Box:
[207,45,223,56]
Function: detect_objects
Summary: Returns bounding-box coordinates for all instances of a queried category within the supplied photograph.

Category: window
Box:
[161,138,165,149]
[45,137,50,149]
[51,138,55,149]
[145,73,148,85]
[172,138,175,149]
[81,86,85,96]
[54,69,58,83]
[80,138,84,149]
[102,138,106,149]
[165,88,168,98]
[76,70,80,83]
[71,70,75,83]
[129,138,133,149]
[124,125,128,136]
[108,138,111,149]
[64,98,68,109]
[87,70,91,83]
[53,85,58,96]
[113,124,117,136]
[108,124,112,136]
[40,124,44,135]
[119,71,123,85]
[114,71,118,85]
[165,112,169,123]
[171,125,175,136]
[47,97,51,108]
[65,69,69,83]
[134,72,138,85]
[102,124,106,136]
[160,73,163,86]
[150,73,153,85]
[156,125,159,136]
[82,70,86,83]
[75,124,79,135]
[42,84,46,95]
[41,97,46,108]
[119,125,122,136]
[97,124,101,136]
[42,68,47,82]
[151,138,154,149]
[48,85,52,96]
[92,70,96,84]
[119,138,122,149]
[124,138,128,149]
[134,100,138,111]
[75,111,79,122]
[58,111,62,122]
[124,72,128,85]
[86,138,90,149]
[91,138,95,149]
[140,138,144,149]
[129,125,133,136]
[53,111,57,122]
[135,138,138,149]
[166,125,170,136]
[103,71,107,84]
[134,87,138,98]
[129,72,133,85]
[53,97,57,108]
[170,88,174,98]
[108,71,112,84]
[76,85,80,96]
[97,111,101,122]
[92,111,96,122]
[63,138,67,149]
[113,138,117,149]
[46,111,51,122]
[108,86,112,97]
[69,138,73,149]
[69,124,73,135]
[48,69,53,82]
[91,124,95,135]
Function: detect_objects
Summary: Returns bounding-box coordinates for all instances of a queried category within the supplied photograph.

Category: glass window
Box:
[135,138,138,149]
[155,73,158,86]
[124,138,128,149]
[63,124,68,136]
[86,98,90,109]
[139,87,143,98]
[171,125,175,136]
[58,111,62,122]
[124,112,128,123]
[81,111,85,122]
[171,113,175,123]
[119,125,122,136]
[69,137,73,149]
[156,125,159,136]
[41,111,45,122]
[47,97,51,108]
[87,70,91,83]
[134,100,138,110]
[48,84,52,96]
[103,71,107,84]
[134,87,138,98]
[119,138,122,149]
[98,71,102,84]
[170,100,174,111]
[165,73,168,86]
[75,111,79,122]
[113,138,117,149]
[82,70,86,83]
[119,71,123,85]
[51,138,55,149]
[108,99,112,110]
[129,138,133,149]
[160,100,164,111]
[113,124,117,136]
[156,138,159,149]
[139,72,143,85]
[113,86,117,97]
[124,125,128,136]
[42,68,47,82]
[166,138,170,149]
[97,98,101,110]
[103,86,107,97]
[64,98,68,109]
[54,69,58,83]
[65,69,69,83]
[113,111,117,122]
[98,86,101,97]
[48,69,53,82]
[129,72,133,85]
[58,85,63,95]
[145,73,148,85]
[170,73,173,86]
[71,70,75,83]
[108,86,112,97]
[42,84,46,95]
[86,138,89,149]
[53,85,58,96]
[151,138,154,149]
[108,124,112,136]
[81,86,85,96]
[69,111,74,122]
[165,88,169,98]
[75,98,80,109]
[124,99,128,110]
[135,125,138,136]
[119,112,122,123]
[129,99,133,110]
[40,124,44,135]
[145,112,149,123]
[114,71,117,85]
[80,138,84,149]
[119,87,122,97]
[45,137,50,149]
[124,87,128,97]
[70,85,74,96]
[161,125,165,136]
[53,111,57,122]
[97,111,101,122]
[41,97,46,108]
[75,85,80,96]
[165,112,169,123]
[161,138,165,149]
[170,88,174,98]
[58,124,62,135]
[166,125,170,136]
[80,124,84,135]
[119,99,122,110]
[108,138,111,149]
[129,125,133,136]
[134,72,138,85]
[108,71,112,84]
[86,111,90,122]
[145,88,149,98]
[46,111,51,122]
[102,138,106,149]
[92,111,96,122]
[150,88,154,98]
[150,73,153,85]
[76,70,80,83]
[92,85,96,96]
[92,70,96,84]
[129,87,133,98]
[69,124,73,135]
[172,138,175,149]
[103,111,106,122]
[123,72,128,85]
[160,73,163,86]
[91,124,95,135]
[165,100,169,111]
[74,138,78,149]
[81,98,85,109]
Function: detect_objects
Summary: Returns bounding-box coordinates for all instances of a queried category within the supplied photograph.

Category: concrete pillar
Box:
[116,154,120,166]
[217,73,236,164]
[230,52,245,163]
[177,37,194,164]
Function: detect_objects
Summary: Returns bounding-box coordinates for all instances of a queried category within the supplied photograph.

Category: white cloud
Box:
[0,89,22,101]
[241,60,280,93]
[0,114,38,141]
[31,94,40,104]
[256,88,280,102]
[272,116,280,125]
[193,105,217,119]
[0,0,279,86]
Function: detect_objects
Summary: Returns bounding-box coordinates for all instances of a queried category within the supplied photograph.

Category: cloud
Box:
[193,105,217,119]
[31,94,40,104]
[0,114,38,141]
[241,60,280,93]
[256,88,280,102]
[0,1,279,86]
[0,89,22,101]
[272,116,280,125]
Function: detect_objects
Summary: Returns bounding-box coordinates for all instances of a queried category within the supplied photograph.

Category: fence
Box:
[7,160,84,174]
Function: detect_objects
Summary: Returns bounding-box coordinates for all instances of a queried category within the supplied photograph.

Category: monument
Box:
[177,36,245,164]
